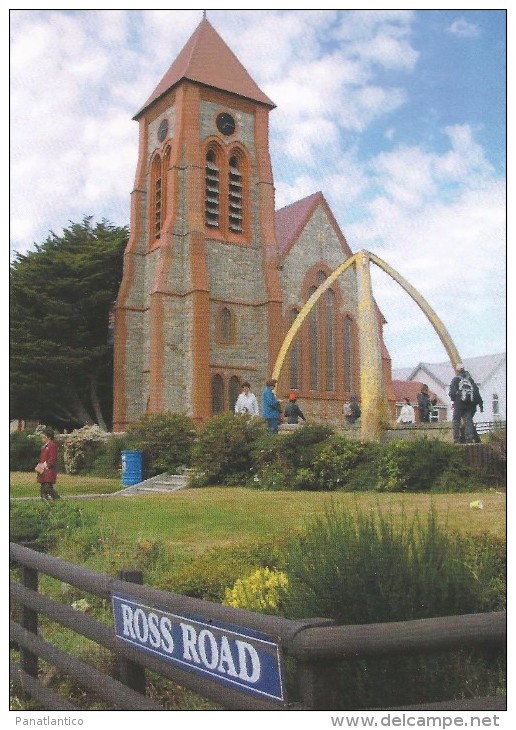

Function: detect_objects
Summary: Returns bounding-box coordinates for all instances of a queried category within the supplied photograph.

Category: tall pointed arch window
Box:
[228,154,243,233]
[212,375,224,414]
[289,308,301,390]
[325,289,335,391]
[308,285,319,391]
[343,315,354,393]
[229,376,241,412]
[161,146,170,230]
[218,307,235,344]
[205,149,220,229]
[151,154,162,240]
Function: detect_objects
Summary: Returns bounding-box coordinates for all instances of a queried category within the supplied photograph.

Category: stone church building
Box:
[113,16,395,431]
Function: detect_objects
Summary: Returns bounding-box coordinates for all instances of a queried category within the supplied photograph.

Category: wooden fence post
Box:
[117,569,146,695]
[296,659,342,710]
[21,565,39,679]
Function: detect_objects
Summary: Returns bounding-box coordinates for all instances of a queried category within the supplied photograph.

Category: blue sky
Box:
[9,7,507,370]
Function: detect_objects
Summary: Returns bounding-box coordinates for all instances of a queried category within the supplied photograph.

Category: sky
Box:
[9,6,507,370]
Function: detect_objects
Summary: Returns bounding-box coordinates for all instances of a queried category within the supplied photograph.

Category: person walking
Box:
[343,394,361,425]
[416,384,434,423]
[35,427,60,500]
[397,397,416,424]
[283,393,306,425]
[449,363,483,443]
[234,381,259,416]
[262,379,282,434]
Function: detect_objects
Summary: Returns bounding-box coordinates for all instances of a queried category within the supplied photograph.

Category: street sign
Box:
[112,593,286,703]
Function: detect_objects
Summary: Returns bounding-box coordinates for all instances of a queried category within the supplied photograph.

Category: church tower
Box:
[113,17,283,429]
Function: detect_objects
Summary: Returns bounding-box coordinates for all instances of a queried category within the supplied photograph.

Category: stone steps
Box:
[116,472,190,496]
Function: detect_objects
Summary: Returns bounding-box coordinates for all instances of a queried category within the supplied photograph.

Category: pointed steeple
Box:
[134,17,275,118]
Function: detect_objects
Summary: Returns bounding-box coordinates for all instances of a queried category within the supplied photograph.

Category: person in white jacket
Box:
[234,382,259,416]
[397,397,416,424]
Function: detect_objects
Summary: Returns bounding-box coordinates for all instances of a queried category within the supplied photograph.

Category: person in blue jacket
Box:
[262,379,282,433]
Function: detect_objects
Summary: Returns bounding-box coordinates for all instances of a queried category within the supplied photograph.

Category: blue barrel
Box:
[121,450,143,486]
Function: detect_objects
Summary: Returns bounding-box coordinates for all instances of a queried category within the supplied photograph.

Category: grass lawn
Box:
[38,487,509,551]
[10,473,506,552]
[10,472,122,498]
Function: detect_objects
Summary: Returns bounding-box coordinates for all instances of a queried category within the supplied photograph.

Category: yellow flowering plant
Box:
[223,567,289,613]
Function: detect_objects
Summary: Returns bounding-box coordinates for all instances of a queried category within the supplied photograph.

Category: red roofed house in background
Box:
[113,16,395,430]
[392,381,446,423]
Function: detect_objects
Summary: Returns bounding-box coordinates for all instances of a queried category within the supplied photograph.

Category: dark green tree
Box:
[10,218,128,429]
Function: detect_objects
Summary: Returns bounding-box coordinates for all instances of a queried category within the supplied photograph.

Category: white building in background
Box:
[392,353,506,424]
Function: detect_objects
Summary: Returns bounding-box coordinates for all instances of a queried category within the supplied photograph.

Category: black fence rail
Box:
[10,542,506,712]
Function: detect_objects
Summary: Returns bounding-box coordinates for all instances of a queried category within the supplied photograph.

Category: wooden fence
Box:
[10,542,506,712]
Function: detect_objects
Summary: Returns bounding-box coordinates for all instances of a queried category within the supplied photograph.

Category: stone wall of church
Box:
[280,206,358,314]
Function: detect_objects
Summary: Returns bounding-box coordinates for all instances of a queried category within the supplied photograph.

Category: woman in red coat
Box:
[36,427,60,500]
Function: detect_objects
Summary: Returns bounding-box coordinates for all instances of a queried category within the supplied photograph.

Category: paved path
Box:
[10,473,190,501]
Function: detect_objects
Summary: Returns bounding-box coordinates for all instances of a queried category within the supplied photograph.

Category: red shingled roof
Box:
[135,18,275,118]
[392,380,443,404]
[274,191,354,259]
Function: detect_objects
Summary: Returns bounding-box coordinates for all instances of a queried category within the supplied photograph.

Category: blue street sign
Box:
[112,593,286,703]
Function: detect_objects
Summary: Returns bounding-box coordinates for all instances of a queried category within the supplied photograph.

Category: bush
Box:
[161,540,283,602]
[190,413,267,486]
[223,568,289,614]
[277,504,505,708]
[126,413,196,478]
[10,501,97,551]
[63,425,111,474]
[298,435,376,491]
[375,439,478,492]
[250,424,334,490]
[10,430,41,472]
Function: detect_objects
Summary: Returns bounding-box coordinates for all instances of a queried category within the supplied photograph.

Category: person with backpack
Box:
[449,363,483,443]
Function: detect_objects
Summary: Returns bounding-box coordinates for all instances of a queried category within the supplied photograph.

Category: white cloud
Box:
[9,9,505,369]
[447,18,481,39]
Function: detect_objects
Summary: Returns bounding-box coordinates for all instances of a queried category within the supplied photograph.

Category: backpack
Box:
[343,402,353,417]
[458,376,474,402]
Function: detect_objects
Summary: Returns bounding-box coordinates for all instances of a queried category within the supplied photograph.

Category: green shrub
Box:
[162,540,283,601]
[276,504,505,708]
[190,413,267,486]
[10,430,42,471]
[86,434,131,477]
[63,425,111,474]
[303,435,376,491]
[126,413,196,478]
[375,439,477,492]
[250,424,334,490]
[10,502,97,551]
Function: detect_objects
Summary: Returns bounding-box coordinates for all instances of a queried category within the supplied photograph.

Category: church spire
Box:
[134,14,275,118]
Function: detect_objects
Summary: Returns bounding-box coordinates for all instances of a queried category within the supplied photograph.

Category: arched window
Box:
[343,315,354,393]
[219,307,235,344]
[161,146,170,229]
[151,154,162,240]
[228,154,243,233]
[211,375,224,414]
[229,376,241,412]
[325,289,335,391]
[289,308,301,390]
[308,285,319,390]
[205,149,220,229]
[492,393,499,416]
